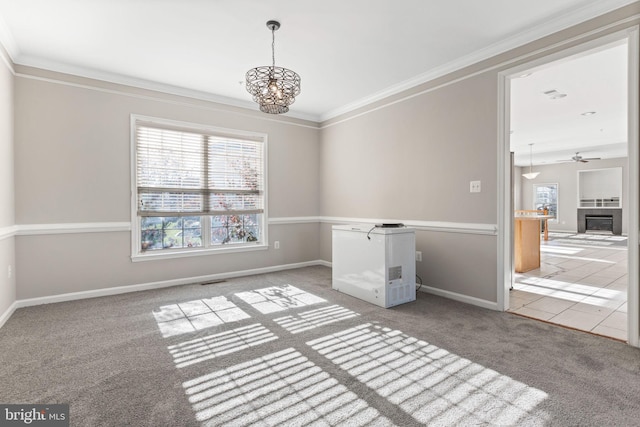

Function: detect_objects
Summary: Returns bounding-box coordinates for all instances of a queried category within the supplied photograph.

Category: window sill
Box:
[131,243,268,262]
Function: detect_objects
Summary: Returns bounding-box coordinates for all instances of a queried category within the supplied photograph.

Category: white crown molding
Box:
[0,13,18,58]
[0,42,14,74]
[2,0,635,124]
[320,0,640,121]
[17,73,321,133]
[14,55,321,123]
[0,15,15,74]
[321,17,640,130]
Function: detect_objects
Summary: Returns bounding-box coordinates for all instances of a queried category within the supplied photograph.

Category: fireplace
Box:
[586,215,614,233]
[577,208,622,235]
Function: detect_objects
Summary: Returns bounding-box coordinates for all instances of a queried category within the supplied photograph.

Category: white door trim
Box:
[497,27,640,347]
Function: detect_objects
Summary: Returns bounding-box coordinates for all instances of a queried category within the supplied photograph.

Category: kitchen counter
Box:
[514,213,554,273]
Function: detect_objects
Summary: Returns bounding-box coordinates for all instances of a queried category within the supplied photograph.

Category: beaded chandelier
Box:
[246,20,301,114]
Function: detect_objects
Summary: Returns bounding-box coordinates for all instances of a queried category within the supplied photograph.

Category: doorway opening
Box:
[498,29,639,346]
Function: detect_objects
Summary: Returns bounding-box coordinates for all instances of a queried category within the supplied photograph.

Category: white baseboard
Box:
[0,301,18,329]
[418,284,498,311]
[3,259,499,328]
[12,260,329,310]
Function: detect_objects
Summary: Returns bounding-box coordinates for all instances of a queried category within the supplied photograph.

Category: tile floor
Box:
[508,231,628,341]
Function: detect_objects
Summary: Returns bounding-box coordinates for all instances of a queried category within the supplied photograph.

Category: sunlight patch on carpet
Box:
[235,284,326,314]
[183,347,392,426]
[168,323,278,368]
[308,324,549,426]
[153,296,251,338]
[273,305,359,334]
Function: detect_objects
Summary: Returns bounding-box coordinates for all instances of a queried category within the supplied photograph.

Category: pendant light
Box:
[522,143,540,180]
[245,20,301,114]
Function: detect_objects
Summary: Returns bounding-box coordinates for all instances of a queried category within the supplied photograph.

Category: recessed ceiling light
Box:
[542,89,567,99]
[581,111,596,116]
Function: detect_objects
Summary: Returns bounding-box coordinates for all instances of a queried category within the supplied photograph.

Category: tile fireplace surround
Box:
[577,208,622,235]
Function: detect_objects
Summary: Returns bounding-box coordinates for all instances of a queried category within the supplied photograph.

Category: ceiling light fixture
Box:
[543,89,567,99]
[522,143,540,180]
[246,20,301,114]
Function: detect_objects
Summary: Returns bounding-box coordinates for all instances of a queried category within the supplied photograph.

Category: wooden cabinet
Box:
[514,217,541,273]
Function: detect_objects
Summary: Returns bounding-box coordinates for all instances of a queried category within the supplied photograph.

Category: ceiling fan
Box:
[558,152,601,163]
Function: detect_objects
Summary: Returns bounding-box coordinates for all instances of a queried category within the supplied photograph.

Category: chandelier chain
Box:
[271,27,276,70]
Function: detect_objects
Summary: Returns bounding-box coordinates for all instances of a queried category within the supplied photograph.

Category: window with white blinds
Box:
[132,116,267,258]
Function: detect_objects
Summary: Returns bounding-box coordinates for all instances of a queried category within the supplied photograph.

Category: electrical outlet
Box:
[7,265,12,279]
[470,180,481,193]
[415,251,422,262]
[274,241,280,249]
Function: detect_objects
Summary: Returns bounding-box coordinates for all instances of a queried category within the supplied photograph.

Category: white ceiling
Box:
[0,0,634,163]
[510,41,628,166]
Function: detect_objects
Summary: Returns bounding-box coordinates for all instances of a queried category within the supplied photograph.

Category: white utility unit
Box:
[332,224,416,308]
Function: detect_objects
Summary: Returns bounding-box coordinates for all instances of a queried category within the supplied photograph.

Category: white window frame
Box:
[533,182,558,223]
[130,115,268,262]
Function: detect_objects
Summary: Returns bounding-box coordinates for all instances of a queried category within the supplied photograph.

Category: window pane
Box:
[140,216,202,251]
[243,214,260,242]
[141,217,162,230]
[534,184,558,219]
[211,215,230,244]
[163,217,182,229]
[183,216,202,248]
[141,229,163,251]
[210,214,262,245]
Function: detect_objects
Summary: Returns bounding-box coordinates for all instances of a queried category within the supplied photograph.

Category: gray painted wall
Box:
[0,46,15,317]
[519,158,628,234]
[514,166,523,211]
[13,69,321,299]
[0,1,638,322]
[319,72,500,303]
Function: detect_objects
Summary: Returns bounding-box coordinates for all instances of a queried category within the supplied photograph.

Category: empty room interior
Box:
[1,1,640,425]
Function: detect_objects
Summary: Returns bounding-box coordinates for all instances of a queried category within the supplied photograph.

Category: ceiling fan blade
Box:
[554,154,600,163]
